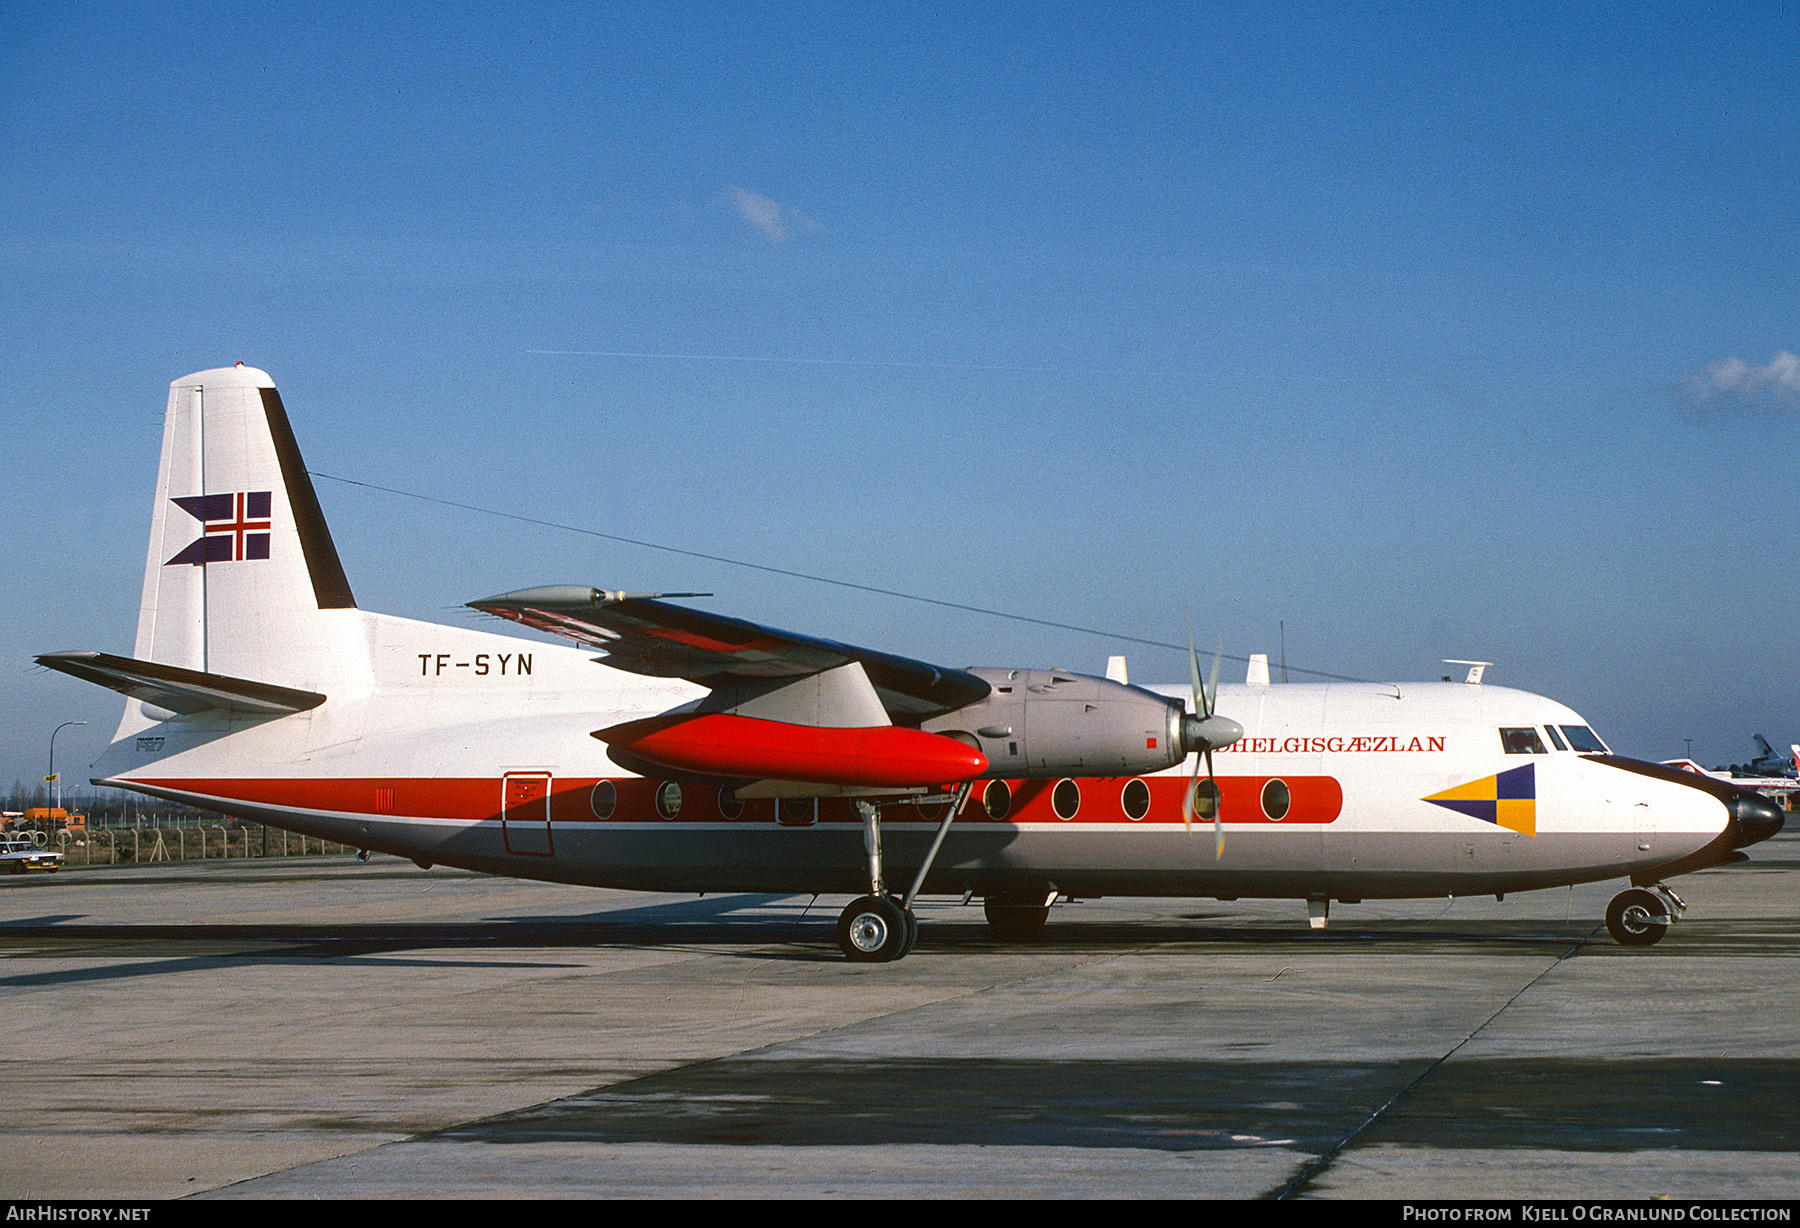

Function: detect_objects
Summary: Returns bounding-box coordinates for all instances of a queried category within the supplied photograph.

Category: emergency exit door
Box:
[502,772,553,856]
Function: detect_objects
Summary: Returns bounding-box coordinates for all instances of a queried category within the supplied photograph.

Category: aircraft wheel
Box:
[899,907,920,958]
[1606,888,1669,947]
[837,895,909,963]
[984,897,1051,939]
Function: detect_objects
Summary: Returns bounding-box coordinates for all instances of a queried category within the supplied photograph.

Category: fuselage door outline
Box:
[502,771,554,856]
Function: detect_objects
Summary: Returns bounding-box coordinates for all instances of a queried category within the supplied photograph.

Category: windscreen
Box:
[1559,725,1609,753]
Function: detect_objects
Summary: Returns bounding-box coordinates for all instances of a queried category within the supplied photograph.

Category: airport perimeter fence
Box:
[42,826,359,865]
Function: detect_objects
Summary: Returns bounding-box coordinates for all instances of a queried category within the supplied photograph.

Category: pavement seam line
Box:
[1264,919,1603,1200]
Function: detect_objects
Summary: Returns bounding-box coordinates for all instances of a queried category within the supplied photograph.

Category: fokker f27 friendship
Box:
[39,366,1784,960]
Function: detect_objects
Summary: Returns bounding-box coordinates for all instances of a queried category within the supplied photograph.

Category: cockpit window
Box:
[1559,725,1609,754]
[1500,727,1548,754]
[1543,725,1568,751]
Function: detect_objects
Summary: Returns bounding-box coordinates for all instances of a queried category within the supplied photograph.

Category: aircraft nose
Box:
[1724,791,1786,848]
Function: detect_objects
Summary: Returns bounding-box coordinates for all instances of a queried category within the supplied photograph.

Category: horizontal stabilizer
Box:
[36,651,326,716]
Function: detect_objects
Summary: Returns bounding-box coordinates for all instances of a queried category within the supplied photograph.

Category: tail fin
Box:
[135,365,357,688]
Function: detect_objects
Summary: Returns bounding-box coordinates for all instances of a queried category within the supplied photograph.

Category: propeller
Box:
[1181,613,1243,858]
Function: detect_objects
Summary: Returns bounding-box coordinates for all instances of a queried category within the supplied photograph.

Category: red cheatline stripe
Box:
[128,775,1344,826]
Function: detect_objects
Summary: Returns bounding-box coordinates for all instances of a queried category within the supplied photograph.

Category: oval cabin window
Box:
[1121,778,1151,821]
[1261,778,1290,821]
[589,780,617,821]
[983,779,1012,821]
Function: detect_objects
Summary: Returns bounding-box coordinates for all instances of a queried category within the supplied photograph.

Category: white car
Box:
[0,839,63,873]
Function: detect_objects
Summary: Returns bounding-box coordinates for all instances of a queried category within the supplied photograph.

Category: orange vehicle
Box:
[19,808,86,835]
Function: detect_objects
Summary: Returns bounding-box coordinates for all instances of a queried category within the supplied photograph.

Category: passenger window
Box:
[1260,779,1291,821]
[1499,727,1547,754]
[983,779,1012,821]
[1120,778,1151,822]
[589,780,618,820]
[1543,725,1568,751]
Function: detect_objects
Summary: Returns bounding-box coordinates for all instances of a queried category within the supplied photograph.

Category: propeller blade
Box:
[1184,756,1223,848]
[1178,618,1240,851]
[1208,748,1224,859]
[1186,609,1207,718]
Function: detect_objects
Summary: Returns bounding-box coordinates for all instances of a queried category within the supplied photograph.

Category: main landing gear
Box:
[1606,883,1684,947]
[834,785,972,963]
[837,893,918,962]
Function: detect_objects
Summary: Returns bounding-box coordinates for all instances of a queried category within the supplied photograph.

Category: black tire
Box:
[899,907,920,958]
[1606,888,1669,947]
[837,894,910,962]
[984,896,1051,939]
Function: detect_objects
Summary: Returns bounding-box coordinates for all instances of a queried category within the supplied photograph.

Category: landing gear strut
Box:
[1605,884,1683,947]
[833,785,971,962]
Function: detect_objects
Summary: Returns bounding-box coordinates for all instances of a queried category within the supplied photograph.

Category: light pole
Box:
[48,720,87,816]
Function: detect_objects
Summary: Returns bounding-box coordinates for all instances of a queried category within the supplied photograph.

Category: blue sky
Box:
[3,1,1798,792]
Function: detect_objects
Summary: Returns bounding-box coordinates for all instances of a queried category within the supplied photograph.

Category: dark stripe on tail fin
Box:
[259,387,356,610]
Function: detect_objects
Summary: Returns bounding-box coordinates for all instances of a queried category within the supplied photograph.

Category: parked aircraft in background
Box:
[1737,736,1798,779]
[37,366,1785,959]
[1662,739,1800,804]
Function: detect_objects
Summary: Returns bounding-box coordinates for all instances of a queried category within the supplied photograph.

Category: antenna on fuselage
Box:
[1443,660,1493,685]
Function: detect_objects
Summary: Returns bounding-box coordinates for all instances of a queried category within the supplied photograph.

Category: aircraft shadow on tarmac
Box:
[5,887,1798,987]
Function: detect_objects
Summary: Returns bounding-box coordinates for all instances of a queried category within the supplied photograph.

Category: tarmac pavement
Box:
[2,831,1797,1199]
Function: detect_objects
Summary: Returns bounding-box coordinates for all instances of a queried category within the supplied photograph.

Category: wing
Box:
[467,586,991,720]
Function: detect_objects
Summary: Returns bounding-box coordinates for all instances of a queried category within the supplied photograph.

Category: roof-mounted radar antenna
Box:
[1444,660,1493,685]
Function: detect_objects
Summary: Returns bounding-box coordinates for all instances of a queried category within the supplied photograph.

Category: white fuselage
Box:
[68,363,1756,911]
[92,608,1735,903]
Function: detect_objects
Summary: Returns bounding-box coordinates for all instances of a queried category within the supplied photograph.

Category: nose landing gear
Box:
[1605,884,1684,946]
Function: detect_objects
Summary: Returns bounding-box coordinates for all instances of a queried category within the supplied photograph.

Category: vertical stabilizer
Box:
[134,366,358,689]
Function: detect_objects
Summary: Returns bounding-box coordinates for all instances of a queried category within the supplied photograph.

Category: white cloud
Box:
[726,187,820,243]
[1682,350,1800,412]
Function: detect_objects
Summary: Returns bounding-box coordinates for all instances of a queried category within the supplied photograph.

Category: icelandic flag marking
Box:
[166,491,272,565]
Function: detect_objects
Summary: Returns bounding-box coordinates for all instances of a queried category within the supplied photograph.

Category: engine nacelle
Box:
[921,667,1188,779]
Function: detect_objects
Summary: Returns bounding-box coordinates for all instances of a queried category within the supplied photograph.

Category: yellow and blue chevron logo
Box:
[1423,763,1536,836]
